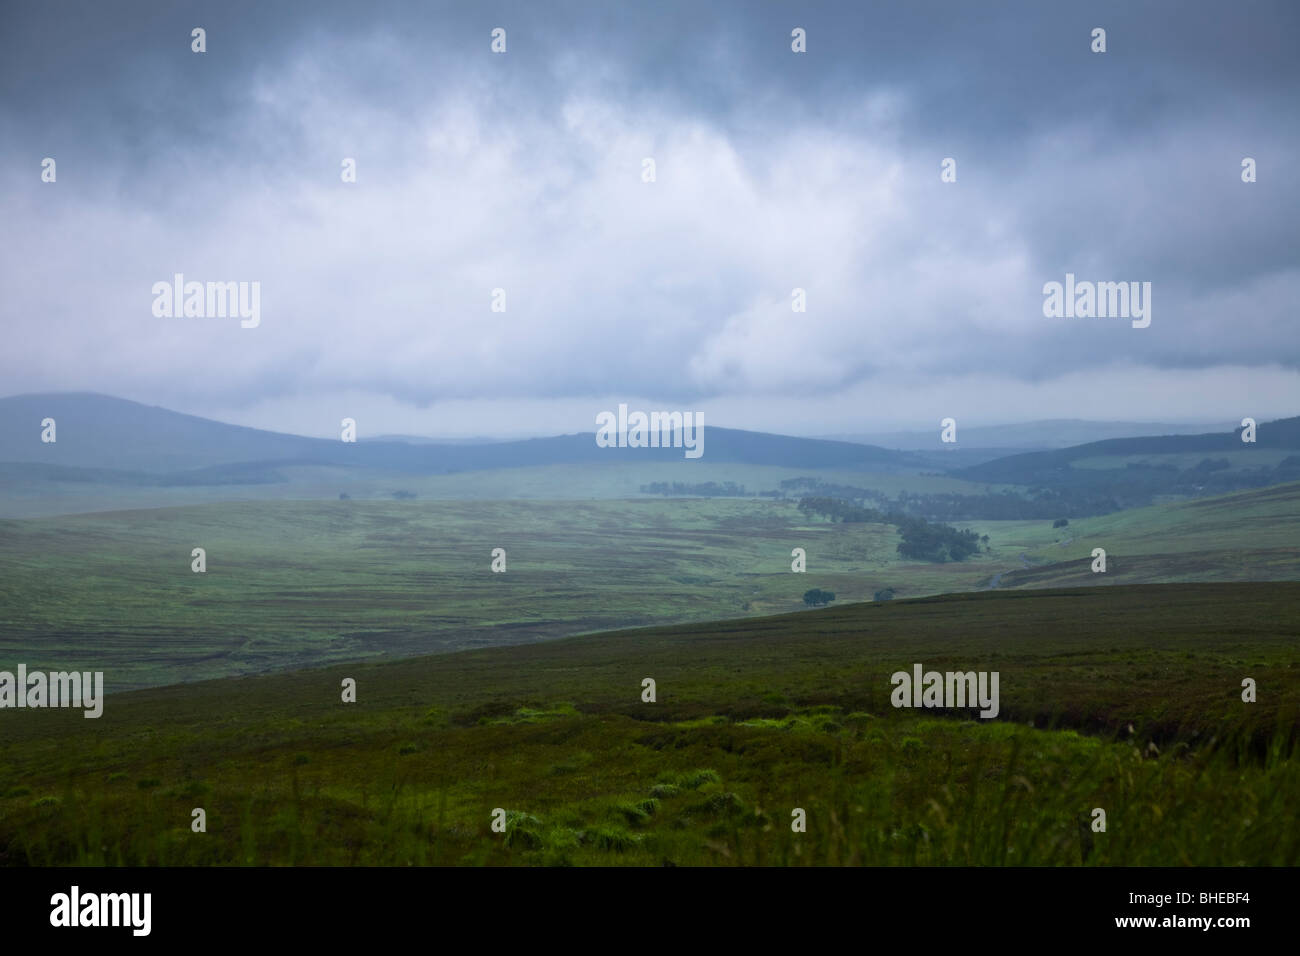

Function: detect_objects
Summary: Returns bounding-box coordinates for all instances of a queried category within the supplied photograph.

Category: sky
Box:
[2,0,1297,439]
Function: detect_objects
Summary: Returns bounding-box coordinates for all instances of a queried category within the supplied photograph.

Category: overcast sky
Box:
[2,0,1296,438]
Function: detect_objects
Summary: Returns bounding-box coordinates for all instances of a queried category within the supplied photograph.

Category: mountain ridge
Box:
[0,392,923,475]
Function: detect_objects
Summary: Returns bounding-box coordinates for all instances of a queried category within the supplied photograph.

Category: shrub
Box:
[702,792,744,816]
[676,769,721,790]
[615,802,650,825]
[585,826,636,852]
[502,810,543,850]
[803,588,836,607]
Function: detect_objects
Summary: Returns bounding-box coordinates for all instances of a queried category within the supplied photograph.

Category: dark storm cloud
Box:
[1,0,1296,429]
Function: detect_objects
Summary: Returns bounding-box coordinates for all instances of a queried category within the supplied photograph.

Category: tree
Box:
[873,587,895,602]
[1053,518,1069,528]
[896,517,980,562]
[803,588,836,607]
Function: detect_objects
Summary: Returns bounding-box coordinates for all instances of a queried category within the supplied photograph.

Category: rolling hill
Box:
[0,393,924,478]
[825,419,1234,451]
[959,416,1300,484]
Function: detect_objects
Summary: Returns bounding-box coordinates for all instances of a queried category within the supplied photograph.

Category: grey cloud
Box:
[1,0,1296,426]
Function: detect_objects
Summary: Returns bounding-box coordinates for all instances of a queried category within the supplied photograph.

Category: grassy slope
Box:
[0,583,1295,866]
[3,482,1300,691]
[989,482,1300,588]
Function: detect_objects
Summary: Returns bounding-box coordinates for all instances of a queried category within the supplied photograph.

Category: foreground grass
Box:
[1,583,1296,866]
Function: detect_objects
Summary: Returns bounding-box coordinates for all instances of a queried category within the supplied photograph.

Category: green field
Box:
[2,482,1299,691]
[0,462,993,519]
[1,582,1295,866]
[0,494,990,690]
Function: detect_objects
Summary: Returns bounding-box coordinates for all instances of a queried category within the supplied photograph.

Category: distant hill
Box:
[959,416,1300,485]
[0,393,331,473]
[0,392,924,480]
[823,419,1235,451]
[367,434,509,445]
[939,416,1300,514]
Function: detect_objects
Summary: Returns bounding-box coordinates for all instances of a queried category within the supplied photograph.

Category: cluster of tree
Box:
[796,496,885,523]
[803,588,836,606]
[797,496,981,563]
[391,489,417,499]
[893,515,981,562]
[1122,462,1292,501]
[640,481,749,497]
[874,587,895,601]
[964,454,1300,510]
[783,477,1117,520]
[784,450,1300,525]
[779,477,890,507]
[1053,518,1069,528]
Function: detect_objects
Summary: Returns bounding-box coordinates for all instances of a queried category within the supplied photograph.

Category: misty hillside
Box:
[0,393,923,479]
[825,419,1235,451]
[960,417,1300,480]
